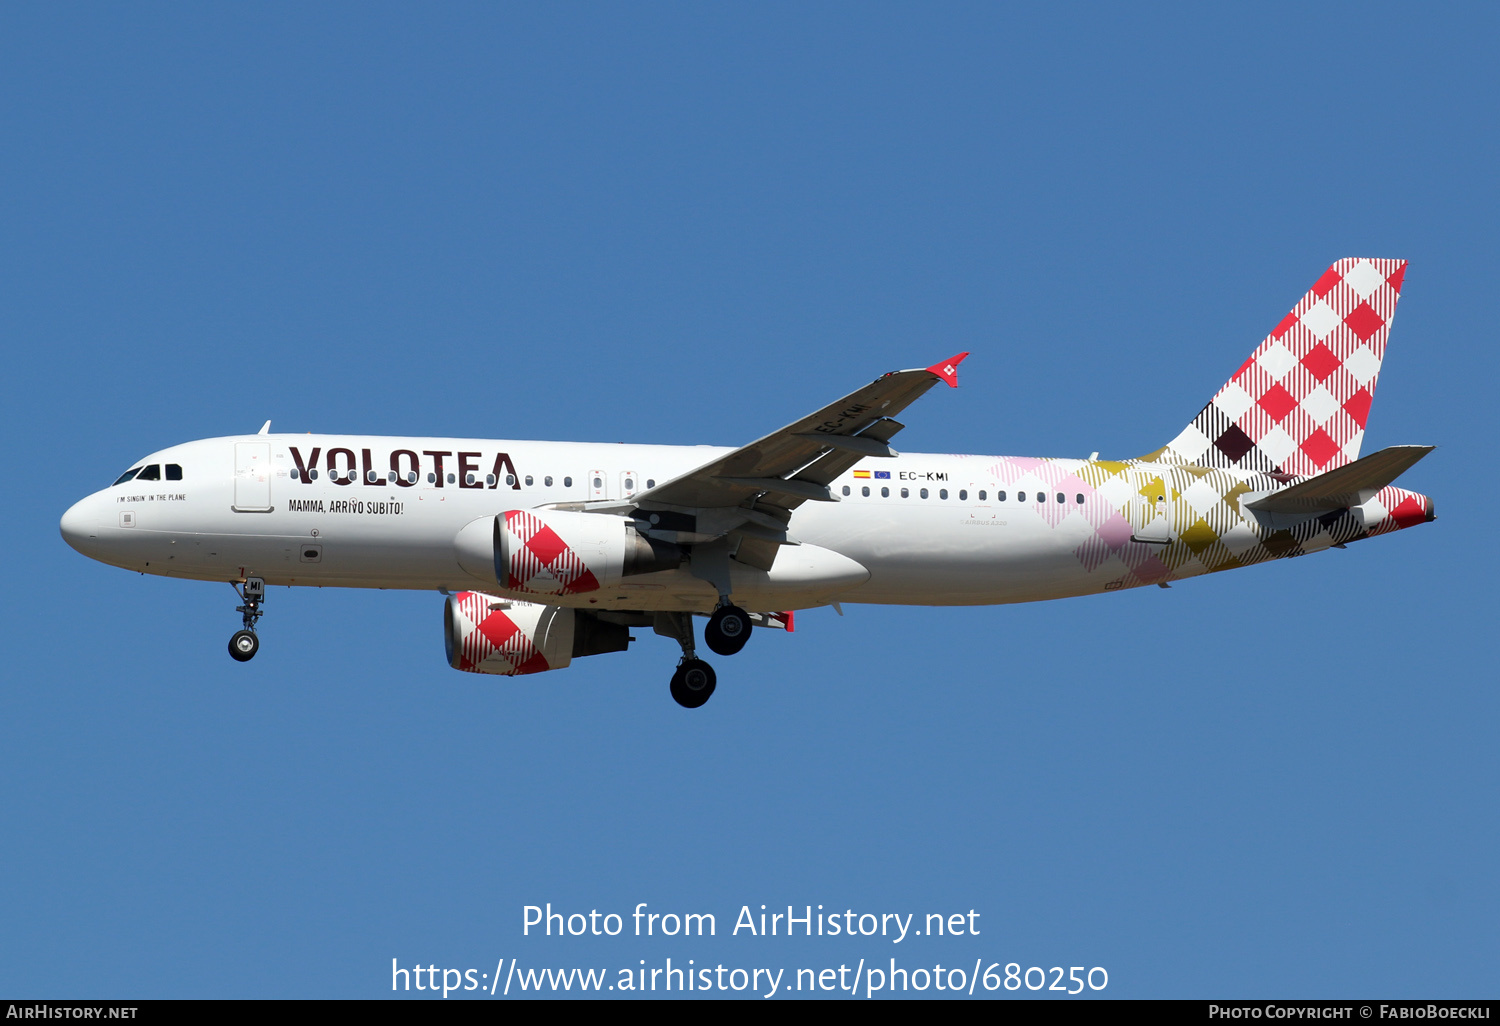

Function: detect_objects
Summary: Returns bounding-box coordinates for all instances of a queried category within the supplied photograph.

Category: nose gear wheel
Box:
[228,578,266,662]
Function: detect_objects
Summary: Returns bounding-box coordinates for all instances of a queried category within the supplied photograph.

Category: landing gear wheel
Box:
[703,605,752,656]
[228,578,266,663]
[228,630,259,662]
[670,659,717,708]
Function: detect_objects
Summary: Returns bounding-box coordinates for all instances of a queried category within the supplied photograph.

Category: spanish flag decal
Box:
[853,470,871,479]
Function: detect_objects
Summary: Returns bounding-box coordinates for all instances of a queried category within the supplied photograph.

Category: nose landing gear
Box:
[228,578,265,662]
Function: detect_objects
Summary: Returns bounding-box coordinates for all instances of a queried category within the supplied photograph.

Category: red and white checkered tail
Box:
[1150,258,1407,477]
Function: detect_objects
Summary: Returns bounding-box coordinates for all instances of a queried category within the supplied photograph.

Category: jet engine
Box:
[454,509,681,596]
[443,591,631,676]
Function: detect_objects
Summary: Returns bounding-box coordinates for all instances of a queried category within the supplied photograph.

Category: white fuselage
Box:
[61,433,1173,612]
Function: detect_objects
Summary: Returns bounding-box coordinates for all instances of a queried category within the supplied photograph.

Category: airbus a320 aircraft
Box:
[61,258,1433,707]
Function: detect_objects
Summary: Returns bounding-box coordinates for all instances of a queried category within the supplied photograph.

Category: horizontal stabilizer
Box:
[1246,445,1434,514]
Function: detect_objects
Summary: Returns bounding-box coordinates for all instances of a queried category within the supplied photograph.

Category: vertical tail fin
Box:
[1149,258,1407,477]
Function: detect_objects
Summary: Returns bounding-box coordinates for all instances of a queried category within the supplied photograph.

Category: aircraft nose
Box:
[60,495,102,556]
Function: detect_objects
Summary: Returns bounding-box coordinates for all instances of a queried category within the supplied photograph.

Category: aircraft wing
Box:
[636,353,969,512]
[628,354,968,568]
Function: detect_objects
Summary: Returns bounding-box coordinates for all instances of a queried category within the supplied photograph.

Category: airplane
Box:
[60,258,1434,707]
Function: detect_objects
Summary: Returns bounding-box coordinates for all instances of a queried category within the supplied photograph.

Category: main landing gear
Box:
[656,602,755,708]
[655,611,720,709]
[703,603,752,656]
[670,659,716,710]
[228,578,265,662]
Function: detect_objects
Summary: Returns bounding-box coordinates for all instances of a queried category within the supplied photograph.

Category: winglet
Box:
[926,352,969,388]
[257,420,272,435]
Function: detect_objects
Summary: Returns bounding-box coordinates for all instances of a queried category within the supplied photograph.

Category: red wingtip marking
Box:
[782,611,794,632]
[926,352,969,387]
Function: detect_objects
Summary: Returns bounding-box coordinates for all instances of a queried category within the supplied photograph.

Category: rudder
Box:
[1148,258,1407,477]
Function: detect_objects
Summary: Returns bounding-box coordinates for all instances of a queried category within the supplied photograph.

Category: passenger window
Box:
[593,476,602,489]
[447,473,456,484]
[290,467,300,481]
[958,489,966,500]
[1076,493,1084,504]
[1038,492,1046,503]
[407,471,417,484]
[623,477,633,490]
[388,471,398,483]
[900,487,909,498]
[136,464,161,481]
[507,474,516,486]
[881,487,890,498]
[841,485,850,496]
[940,488,948,500]
[647,479,655,488]
[1057,492,1065,503]
[861,486,870,497]
[113,467,142,485]
[525,475,533,486]
[978,490,986,500]
[564,476,573,488]
[166,464,183,481]
[1017,491,1025,502]
[545,476,554,487]
[919,488,928,499]
[427,472,436,484]
[308,469,319,481]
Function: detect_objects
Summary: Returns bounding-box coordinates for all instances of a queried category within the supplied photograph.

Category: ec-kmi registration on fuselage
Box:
[61,259,1434,708]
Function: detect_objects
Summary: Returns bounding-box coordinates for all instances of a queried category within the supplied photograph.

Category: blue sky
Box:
[2,3,1495,998]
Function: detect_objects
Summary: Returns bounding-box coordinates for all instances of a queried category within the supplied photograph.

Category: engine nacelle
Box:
[444,591,631,676]
[454,509,681,596]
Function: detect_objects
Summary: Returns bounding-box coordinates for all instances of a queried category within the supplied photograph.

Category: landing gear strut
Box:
[228,578,265,662]
[703,603,752,656]
[655,611,717,708]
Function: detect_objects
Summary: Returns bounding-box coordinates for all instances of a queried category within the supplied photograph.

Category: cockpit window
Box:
[166,464,183,481]
[135,464,162,481]
[113,467,142,485]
